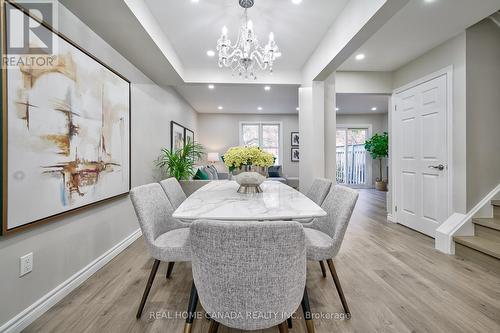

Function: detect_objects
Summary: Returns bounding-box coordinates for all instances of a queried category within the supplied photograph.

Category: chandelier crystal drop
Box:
[216,0,281,80]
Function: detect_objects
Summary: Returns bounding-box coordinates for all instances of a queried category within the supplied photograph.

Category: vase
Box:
[232,165,268,194]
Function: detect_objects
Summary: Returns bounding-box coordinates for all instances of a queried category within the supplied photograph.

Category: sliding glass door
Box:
[336,128,369,186]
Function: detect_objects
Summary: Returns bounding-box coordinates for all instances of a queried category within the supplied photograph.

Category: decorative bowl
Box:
[232,165,267,193]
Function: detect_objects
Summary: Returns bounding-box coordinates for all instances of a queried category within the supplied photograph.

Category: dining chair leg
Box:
[326,259,350,317]
[301,287,315,333]
[184,282,199,333]
[166,262,175,279]
[278,321,289,333]
[319,261,327,278]
[136,259,160,319]
[287,317,293,329]
[208,320,219,333]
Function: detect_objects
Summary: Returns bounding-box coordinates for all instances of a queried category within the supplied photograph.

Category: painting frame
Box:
[170,121,185,151]
[291,147,300,162]
[291,131,299,147]
[1,0,132,235]
[184,128,194,146]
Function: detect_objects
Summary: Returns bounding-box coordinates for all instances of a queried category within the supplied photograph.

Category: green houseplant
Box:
[156,141,204,180]
[364,132,388,191]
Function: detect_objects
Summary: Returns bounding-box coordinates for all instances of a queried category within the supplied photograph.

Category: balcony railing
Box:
[336,144,366,185]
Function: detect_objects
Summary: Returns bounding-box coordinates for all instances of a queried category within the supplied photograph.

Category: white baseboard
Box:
[387,214,397,223]
[0,229,142,333]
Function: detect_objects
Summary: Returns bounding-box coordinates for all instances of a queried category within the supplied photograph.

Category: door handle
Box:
[428,164,445,171]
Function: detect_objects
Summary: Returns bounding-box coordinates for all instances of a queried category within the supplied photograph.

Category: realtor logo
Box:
[3,0,58,68]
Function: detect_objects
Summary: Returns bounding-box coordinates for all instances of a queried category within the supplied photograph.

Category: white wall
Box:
[392,32,467,214]
[337,113,389,186]
[197,113,299,178]
[466,18,500,210]
[0,3,197,329]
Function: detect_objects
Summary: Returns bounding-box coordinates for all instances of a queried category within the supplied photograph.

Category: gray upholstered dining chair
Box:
[306,178,332,206]
[160,177,187,209]
[129,183,191,319]
[186,220,314,333]
[304,185,358,317]
[299,177,333,278]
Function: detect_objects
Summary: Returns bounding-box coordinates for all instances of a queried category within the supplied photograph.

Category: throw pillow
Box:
[268,165,282,178]
[202,166,214,180]
[193,168,209,180]
[207,165,219,180]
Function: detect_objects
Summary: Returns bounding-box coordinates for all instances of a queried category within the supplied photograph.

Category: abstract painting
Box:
[185,128,194,146]
[2,4,130,232]
[170,121,185,151]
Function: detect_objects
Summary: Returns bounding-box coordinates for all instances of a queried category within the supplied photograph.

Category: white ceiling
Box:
[336,94,390,114]
[339,0,500,71]
[176,84,299,114]
[143,0,349,71]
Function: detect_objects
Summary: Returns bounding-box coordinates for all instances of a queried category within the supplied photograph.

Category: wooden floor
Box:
[25,190,500,333]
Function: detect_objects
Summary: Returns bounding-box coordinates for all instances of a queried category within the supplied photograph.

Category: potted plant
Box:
[156,141,205,180]
[222,146,275,193]
[364,132,388,191]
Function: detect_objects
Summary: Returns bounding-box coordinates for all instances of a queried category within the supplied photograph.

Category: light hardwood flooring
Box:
[25,190,500,333]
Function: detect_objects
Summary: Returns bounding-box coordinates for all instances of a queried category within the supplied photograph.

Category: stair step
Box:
[491,200,500,207]
[473,217,500,231]
[453,236,500,260]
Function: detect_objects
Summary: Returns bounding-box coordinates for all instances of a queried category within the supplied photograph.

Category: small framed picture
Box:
[185,128,194,146]
[291,132,299,146]
[291,147,300,162]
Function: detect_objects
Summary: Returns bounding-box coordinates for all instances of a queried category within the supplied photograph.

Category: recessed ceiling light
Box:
[296,107,299,111]
[257,106,263,111]
[206,50,215,57]
[336,107,340,111]
[218,106,223,110]
[424,0,436,3]
[208,84,215,89]
[191,0,199,3]
[264,86,271,91]
[371,107,377,111]
[355,53,365,60]
[291,0,302,4]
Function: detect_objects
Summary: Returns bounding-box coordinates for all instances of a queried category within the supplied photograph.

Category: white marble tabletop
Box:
[172,180,327,221]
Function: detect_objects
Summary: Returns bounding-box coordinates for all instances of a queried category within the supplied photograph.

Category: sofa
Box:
[179,165,299,196]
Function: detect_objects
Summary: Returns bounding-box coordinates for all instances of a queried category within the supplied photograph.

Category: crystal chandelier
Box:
[216,0,281,80]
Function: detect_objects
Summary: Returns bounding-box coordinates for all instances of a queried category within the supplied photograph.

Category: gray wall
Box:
[197,113,299,178]
[466,19,500,210]
[393,33,467,214]
[337,113,388,186]
[0,3,197,327]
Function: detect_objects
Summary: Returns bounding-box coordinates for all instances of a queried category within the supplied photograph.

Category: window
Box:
[240,122,281,165]
[336,127,369,185]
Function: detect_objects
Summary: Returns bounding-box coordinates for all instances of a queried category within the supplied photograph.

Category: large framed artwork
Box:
[171,121,185,151]
[1,2,131,234]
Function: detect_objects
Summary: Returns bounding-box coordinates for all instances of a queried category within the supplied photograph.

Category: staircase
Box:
[454,200,500,273]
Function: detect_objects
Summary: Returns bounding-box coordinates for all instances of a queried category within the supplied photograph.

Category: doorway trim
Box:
[390,66,454,225]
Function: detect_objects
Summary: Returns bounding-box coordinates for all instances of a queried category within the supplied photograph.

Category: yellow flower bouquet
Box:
[222,146,275,171]
[222,146,275,193]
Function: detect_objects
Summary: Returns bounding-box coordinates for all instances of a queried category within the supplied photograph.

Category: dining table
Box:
[172,180,327,221]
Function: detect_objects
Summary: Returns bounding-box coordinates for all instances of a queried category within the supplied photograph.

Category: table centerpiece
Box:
[222,146,275,193]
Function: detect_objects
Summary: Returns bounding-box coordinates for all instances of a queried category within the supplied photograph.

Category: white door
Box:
[393,74,448,237]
